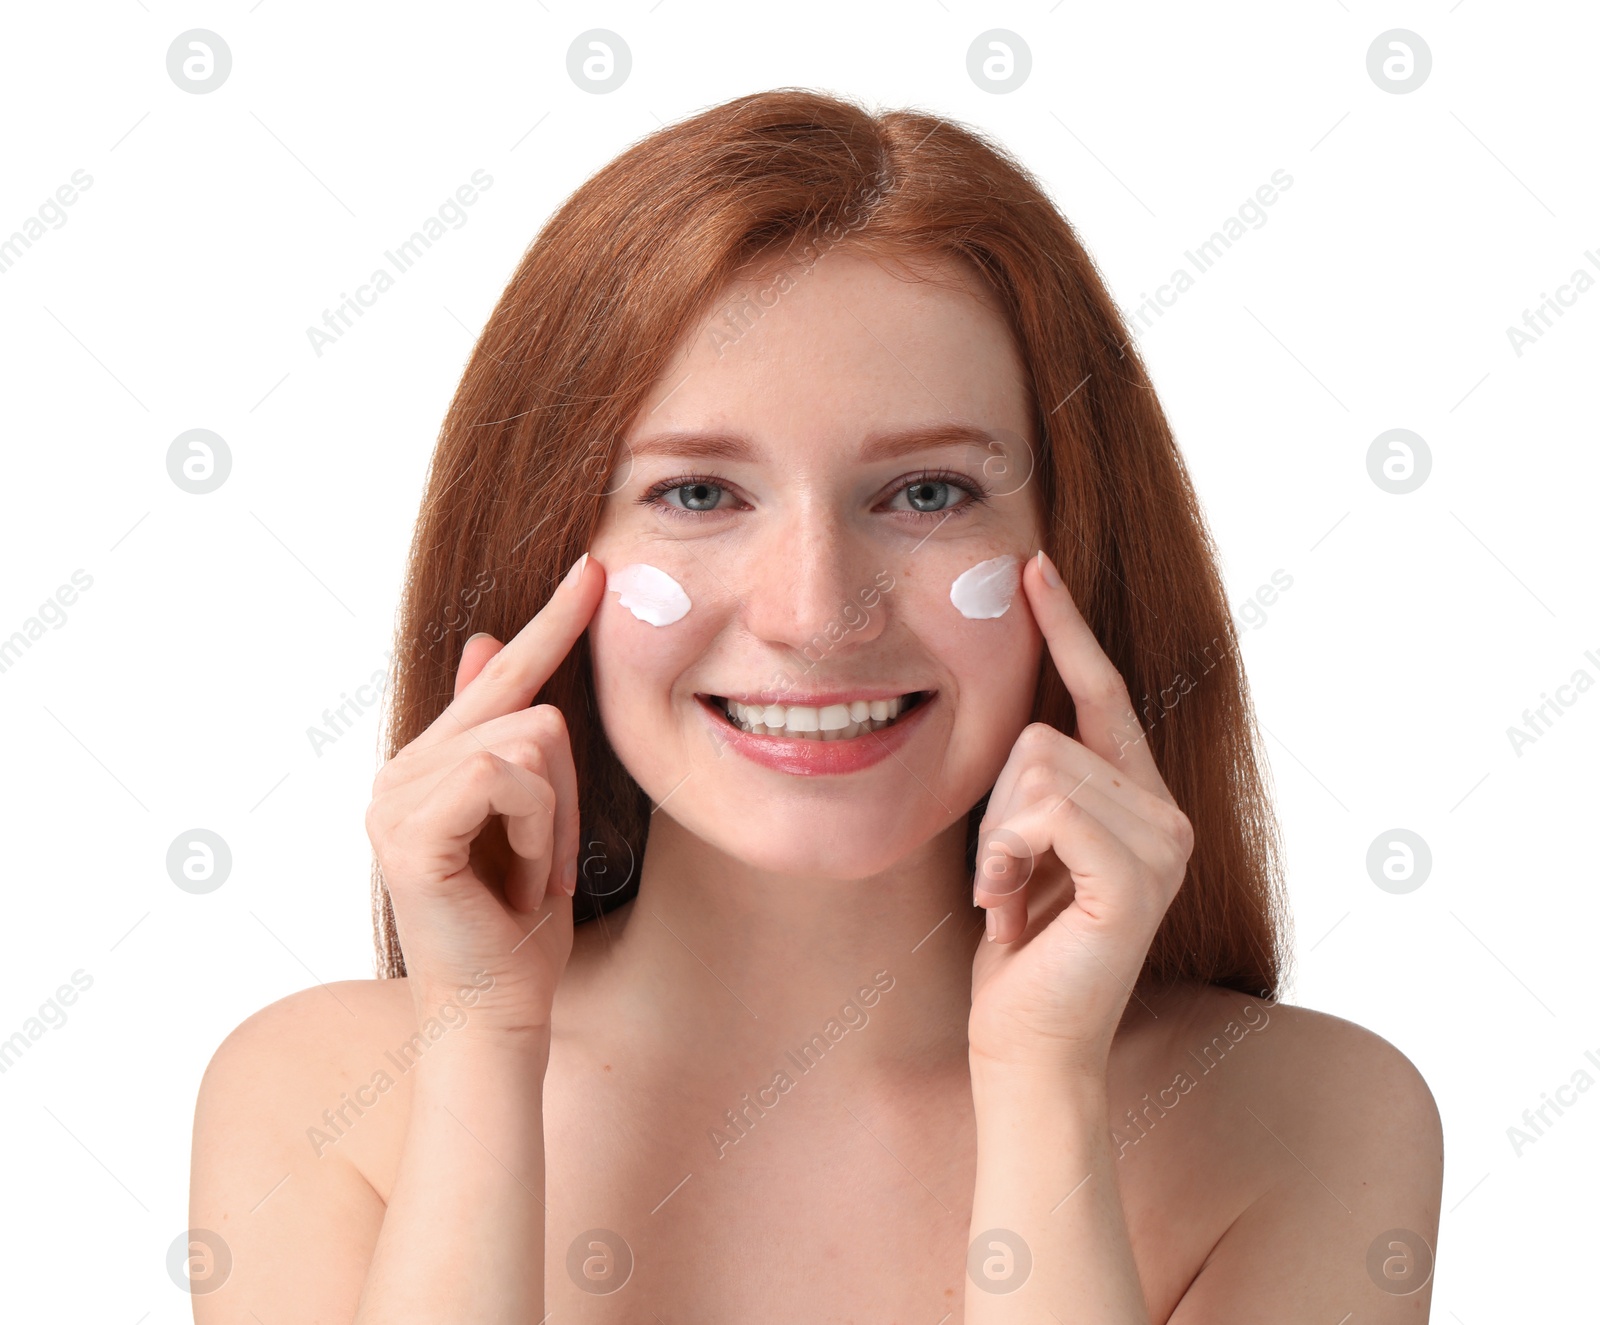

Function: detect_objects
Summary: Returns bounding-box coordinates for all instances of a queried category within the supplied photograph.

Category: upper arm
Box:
[188,981,389,1322]
[1167,1010,1444,1323]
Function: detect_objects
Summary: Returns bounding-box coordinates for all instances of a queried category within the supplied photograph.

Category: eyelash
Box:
[637,468,993,523]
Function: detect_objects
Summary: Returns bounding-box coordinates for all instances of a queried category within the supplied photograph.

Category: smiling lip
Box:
[700,686,924,708]
[694,690,936,776]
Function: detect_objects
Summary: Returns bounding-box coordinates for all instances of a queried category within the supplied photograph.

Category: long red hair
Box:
[371,88,1292,999]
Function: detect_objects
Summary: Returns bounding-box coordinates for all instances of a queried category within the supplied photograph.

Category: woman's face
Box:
[586,248,1045,879]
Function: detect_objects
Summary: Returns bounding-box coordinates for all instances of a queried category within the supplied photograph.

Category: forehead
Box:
[627,249,1034,454]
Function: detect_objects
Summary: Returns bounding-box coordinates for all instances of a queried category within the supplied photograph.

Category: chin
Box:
[680,814,929,881]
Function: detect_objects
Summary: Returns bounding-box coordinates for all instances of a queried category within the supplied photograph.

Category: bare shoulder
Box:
[200,974,421,1179]
[197,978,415,1139]
[202,974,409,1071]
[1161,985,1444,1321]
[1181,984,1442,1140]
[190,977,416,1317]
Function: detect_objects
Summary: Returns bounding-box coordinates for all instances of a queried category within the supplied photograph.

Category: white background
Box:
[1,2,1594,1318]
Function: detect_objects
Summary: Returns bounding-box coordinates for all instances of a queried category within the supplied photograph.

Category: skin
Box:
[189,250,1444,1322]
[573,247,1045,1090]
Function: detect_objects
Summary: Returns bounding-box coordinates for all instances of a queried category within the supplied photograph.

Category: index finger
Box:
[1022,549,1169,800]
[431,551,602,738]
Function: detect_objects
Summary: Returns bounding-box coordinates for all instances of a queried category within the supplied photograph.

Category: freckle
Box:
[603,1063,612,1072]
[1113,778,1121,787]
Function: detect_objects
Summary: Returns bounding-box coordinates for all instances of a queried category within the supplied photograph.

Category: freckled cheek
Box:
[946,552,1023,620]
[933,610,1038,701]
[587,575,712,719]
[829,550,1033,646]
[897,550,1038,725]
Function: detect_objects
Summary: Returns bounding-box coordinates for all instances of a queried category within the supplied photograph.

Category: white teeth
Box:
[786,705,819,732]
[818,704,851,732]
[720,693,919,740]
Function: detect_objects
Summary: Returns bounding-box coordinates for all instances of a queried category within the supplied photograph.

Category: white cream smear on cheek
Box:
[607,562,692,626]
[950,554,1021,620]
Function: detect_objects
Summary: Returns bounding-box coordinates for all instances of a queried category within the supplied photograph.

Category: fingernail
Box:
[562,857,578,896]
[565,552,589,585]
[466,632,491,646]
[985,908,998,941]
[1036,549,1062,589]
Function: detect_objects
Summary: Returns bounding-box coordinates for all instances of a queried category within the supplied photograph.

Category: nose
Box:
[736,507,890,671]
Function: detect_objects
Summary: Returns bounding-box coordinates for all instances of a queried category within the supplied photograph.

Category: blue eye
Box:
[887,471,988,516]
[648,478,729,515]
[639,469,991,522]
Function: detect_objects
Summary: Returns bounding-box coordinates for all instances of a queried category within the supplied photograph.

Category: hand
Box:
[364,553,603,1039]
[968,550,1194,1079]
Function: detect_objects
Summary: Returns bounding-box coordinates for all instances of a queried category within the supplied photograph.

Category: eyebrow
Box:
[625,422,1010,465]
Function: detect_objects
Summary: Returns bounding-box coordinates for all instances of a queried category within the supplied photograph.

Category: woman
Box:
[190,89,1443,1321]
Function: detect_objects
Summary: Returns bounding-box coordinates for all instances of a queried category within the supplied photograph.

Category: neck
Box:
[568,813,983,1091]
